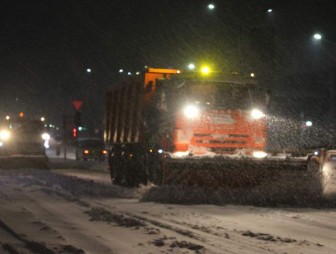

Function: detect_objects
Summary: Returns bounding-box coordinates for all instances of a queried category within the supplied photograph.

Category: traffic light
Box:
[72,127,77,138]
[74,111,81,127]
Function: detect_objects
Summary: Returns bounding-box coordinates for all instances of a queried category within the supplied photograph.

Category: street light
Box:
[313,33,322,40]
[86,68,92,73]
[188,63,195,70]
[267,9,273,13]
[312,33,336,46]
[306,120,313,127]
[208,4,215,10]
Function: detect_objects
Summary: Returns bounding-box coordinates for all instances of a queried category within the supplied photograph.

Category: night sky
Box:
[1,0,336,132]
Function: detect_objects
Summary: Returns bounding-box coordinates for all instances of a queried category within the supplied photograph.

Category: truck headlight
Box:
[251,109,265,119]
[183,104,200,119]
[0,130,10,141]
[252,151,268,158]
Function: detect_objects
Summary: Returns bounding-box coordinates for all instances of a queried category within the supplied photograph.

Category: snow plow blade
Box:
[0,155,49,169]
[162,157,308,188]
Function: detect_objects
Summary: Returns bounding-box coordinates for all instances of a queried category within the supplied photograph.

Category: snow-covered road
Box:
[0,167,336,254]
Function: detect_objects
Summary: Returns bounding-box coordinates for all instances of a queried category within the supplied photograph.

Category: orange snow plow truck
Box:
[105,68,308,187]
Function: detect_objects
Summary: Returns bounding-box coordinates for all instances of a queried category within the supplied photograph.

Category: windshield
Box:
[184,82,254,109]
[12,120,44,133]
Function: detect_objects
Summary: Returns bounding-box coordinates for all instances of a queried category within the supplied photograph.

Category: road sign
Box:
[72,100,83,111]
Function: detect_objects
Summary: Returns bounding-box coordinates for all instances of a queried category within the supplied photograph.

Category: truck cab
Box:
[0,117,46,156]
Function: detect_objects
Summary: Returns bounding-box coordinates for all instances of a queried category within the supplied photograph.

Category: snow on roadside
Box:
[5,156,336,208]
[2,169,336,253]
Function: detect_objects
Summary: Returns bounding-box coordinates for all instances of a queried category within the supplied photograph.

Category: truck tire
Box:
[110,158,123,185]
[123,155,147,187]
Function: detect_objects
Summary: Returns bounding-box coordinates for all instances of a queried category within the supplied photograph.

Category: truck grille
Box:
[196,140,246,145]
[193,133,250,153]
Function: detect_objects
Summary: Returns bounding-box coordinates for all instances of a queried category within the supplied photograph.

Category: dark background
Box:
[1,0,336,136]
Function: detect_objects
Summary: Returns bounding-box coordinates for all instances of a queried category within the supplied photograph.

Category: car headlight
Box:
[183,104,200,119]
[41,133,50,140]
[0,130,10,141]
[251,109,265,119]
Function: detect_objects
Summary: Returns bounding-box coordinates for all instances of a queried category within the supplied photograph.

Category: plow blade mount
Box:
[162,157,308,188]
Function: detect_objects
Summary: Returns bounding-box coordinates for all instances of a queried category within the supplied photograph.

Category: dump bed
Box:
[105,68,179,145]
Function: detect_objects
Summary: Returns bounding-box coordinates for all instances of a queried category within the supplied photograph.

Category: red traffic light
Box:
[72,128,77,138]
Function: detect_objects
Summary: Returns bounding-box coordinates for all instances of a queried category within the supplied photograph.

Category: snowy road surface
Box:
[0,167,336,254]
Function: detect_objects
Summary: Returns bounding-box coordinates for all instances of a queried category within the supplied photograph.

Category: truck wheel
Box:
[123,156,147,187]
[110,168,122,185]
[124,161,137,187]
[110,159,123,185]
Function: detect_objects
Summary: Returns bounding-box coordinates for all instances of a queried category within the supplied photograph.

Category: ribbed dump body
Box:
[105,68,179,146]
[105,77,143,144]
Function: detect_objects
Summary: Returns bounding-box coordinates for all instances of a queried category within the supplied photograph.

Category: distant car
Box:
[75,138,107,161]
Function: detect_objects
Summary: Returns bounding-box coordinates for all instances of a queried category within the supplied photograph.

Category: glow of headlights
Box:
[173,151,190,157]
[251,109,265,119]
[183,105,200,119]
[252,151,268,159]
[44,140,50,149]
[0,130,10,141]
[41,133,50,140]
